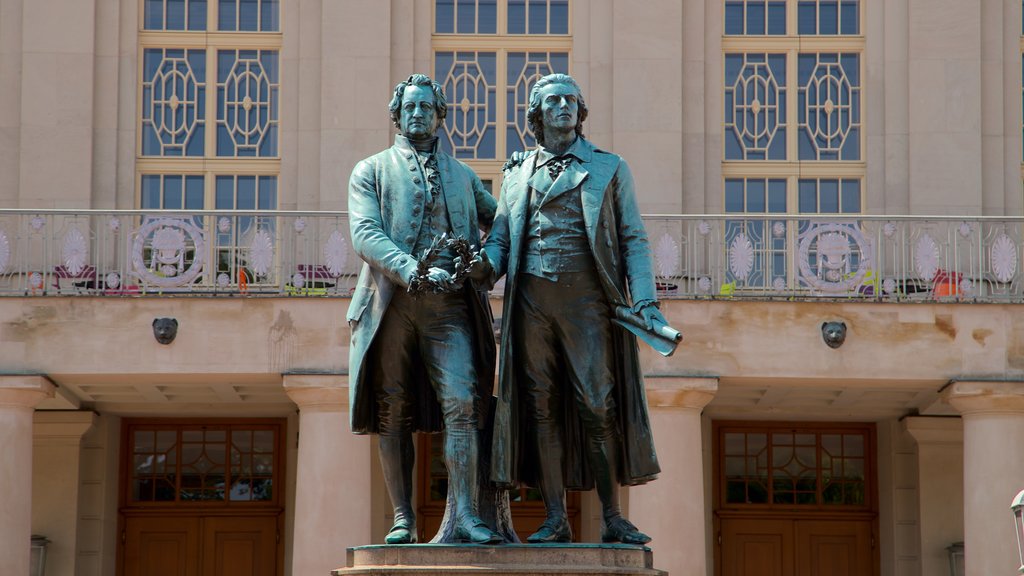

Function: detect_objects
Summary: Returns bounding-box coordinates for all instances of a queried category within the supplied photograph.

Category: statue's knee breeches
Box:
[438,383,477,430]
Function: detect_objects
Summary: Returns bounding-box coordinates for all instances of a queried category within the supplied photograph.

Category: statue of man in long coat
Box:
[347,73,500,545]
[483,73,665,545]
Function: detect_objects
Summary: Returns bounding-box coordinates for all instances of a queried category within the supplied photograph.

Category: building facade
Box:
[1,1,1023,575]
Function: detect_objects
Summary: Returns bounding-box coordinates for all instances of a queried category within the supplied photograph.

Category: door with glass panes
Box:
[120,419,285,576]
[713,422,878,576]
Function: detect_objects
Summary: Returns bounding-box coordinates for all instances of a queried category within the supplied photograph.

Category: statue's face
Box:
[399,85,440,139]
[538,82,579,133]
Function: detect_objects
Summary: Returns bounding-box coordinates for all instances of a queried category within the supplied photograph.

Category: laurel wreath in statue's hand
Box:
[408,234,479,295]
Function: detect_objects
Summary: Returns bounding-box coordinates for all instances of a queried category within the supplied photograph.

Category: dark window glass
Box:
[841,179,861,213]
[550,0,568,33]
[218,0,235,30]
[768,180,786,212]
[799,180,817,213]
[725,179,745,212]
[167,0,185,30]
[747,179,766,212]
[746,2,765,34]
[840,1,858,34]
[725,2,744,35]
[767,2,786,34]
[457,0,476,33]
[798,1,816,34]
[436,0,454,32]
[479,0,497,33]
[819,1,838,34]
[819,179,839,213]
[528,0,547,34]
[145,0,164,29]
[508,0,526,33]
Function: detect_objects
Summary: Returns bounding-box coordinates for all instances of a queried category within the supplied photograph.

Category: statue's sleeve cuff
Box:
[631,299,658,313]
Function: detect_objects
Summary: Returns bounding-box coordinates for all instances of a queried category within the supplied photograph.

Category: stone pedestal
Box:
[333,544,666,576]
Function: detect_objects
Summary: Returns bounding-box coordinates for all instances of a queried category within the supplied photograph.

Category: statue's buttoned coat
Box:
[483,137,661,489]
[347,135,497,434]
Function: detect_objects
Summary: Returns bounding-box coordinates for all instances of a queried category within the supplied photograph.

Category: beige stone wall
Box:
[1,297,1022,397]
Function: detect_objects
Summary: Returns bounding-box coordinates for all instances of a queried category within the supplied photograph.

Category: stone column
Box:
[943,380,1024,576]
[0,375,54,576]
[903,416,963,576]
[628,376,717,576]
[284,374,371,576]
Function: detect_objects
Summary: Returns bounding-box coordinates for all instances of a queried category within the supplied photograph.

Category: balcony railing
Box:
[0,210,1020,302]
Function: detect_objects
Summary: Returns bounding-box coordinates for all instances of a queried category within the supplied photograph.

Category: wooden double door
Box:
[123,514,279,576]
[714,421,878,576]
[719,517,874,576]
[119,419,286,576]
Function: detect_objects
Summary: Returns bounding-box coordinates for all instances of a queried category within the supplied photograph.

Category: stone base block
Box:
[332,543,667,576]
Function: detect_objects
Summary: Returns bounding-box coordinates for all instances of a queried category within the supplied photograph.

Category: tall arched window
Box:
[137,0,281,287]
[723,1,864,289]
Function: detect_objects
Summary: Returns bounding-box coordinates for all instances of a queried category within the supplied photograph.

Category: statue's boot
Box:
[446,425,502,544]
[380,434,418,544]
[527,424,572,543]
[588,434,651,545]
[601,516,651,545]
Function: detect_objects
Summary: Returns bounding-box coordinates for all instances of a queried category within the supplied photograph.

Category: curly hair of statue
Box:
[387,73,448,128]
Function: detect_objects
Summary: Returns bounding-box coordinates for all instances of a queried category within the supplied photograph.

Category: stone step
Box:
[332,543,667,576]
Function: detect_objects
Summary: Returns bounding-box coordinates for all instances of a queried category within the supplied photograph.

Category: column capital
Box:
[645,376,718,410]
[0,374,55,410]
[903,416,963,445]
[283,373,348,412]
[942,380,1024,416]
[33,411,97,445]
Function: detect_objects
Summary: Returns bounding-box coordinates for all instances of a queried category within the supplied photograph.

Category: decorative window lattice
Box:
[130,424,278,503]
[433,1,571,165]
[798,53,860,161]
[506,51,570,152]
[721,428,869,507]
[142,49,207,157]
[725,54,787,161]
[436,51,498,159]
[216,50,280,157]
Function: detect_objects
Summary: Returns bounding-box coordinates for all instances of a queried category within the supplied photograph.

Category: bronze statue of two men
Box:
[347,73,668,546]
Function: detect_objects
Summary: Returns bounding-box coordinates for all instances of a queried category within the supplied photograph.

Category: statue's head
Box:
[153,317,178,345]
[821,321,847,349]
[388,74,448,139]
[527,73,588,147]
